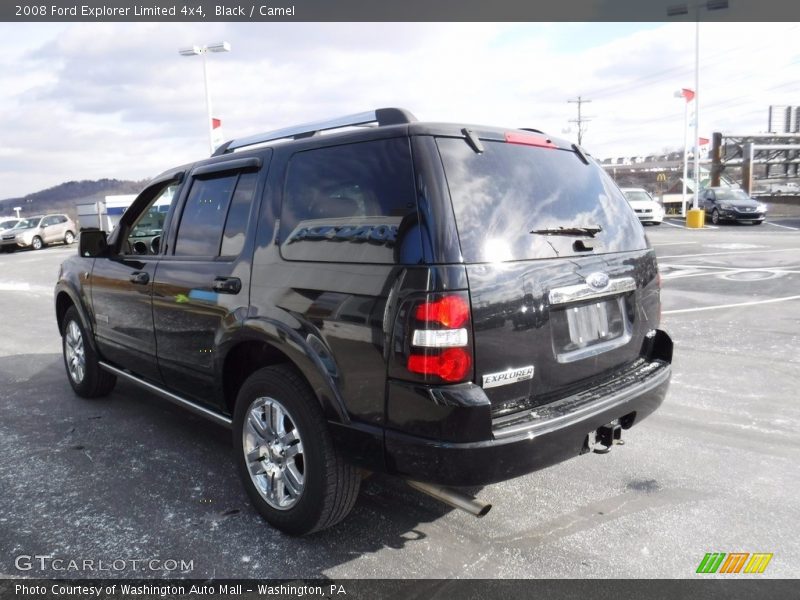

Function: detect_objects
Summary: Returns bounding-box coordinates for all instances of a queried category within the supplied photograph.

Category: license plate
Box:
[566,301,616,345]
[551,298,631,363]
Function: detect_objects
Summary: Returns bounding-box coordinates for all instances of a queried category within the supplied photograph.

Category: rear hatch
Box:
[435,133,661,417]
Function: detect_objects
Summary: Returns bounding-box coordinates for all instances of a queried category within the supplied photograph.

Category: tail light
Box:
[408,348,472,382]
[406,292,472,383]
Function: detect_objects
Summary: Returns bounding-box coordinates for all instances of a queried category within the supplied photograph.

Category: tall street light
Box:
[667,1,729,213]
[179,41,231,154]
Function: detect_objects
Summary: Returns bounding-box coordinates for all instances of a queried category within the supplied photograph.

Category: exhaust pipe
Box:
[407,480,492,517]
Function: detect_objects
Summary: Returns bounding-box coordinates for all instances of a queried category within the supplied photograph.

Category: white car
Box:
[620,187,664,225]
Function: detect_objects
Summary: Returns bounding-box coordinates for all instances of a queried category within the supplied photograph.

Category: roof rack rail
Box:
[212,107,417,156]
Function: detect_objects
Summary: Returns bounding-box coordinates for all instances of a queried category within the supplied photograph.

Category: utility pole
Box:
[568,96,592,145]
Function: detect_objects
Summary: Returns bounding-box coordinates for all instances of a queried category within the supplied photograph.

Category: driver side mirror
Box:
[79,229,108,257]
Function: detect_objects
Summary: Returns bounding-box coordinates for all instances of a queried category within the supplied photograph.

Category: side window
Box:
[279,138,420,264]
[174,170,258,258]
[42,216,55,226]
[220,172,258,257]
[126,184,179,255]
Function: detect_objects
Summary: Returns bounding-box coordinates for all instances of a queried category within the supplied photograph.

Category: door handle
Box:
[130,271,150,285]
[212,276,241,294]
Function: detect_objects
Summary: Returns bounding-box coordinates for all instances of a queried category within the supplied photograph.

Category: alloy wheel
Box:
[242,396,305,510]
[64,320,86,384]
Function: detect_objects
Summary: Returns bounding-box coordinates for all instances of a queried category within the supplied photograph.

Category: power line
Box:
[568,96,593,145]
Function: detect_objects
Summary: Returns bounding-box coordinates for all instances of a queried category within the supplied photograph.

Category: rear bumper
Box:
[383,332,672,487]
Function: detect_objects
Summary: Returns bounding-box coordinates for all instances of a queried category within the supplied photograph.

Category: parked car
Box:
[620,188,664,225]
[0,217,20,231]
[55,108,672,535]
[700,187,767,225]
[0,217,20,235]
[1,214,76,251]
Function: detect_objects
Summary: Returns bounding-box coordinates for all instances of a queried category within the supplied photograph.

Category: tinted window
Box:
[280,138,420,264]
[175,175,237,256]
[437,138,647,262]
[220,172,257,257]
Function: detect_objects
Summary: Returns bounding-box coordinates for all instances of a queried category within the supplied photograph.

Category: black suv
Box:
[55,108,672,535]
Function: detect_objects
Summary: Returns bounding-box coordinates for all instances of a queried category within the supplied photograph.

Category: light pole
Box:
[667,1,729,214]
[178,41,231,154]
[674,88,695,217]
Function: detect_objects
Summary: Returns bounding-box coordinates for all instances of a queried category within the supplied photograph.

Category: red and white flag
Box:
[211,117,224,150]
[679,88,695,102]
[698,137,710,146]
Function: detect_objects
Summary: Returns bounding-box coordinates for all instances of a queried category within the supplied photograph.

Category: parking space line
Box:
[660,262,800,272]
[766,221,800,231]
[663,295,800,315]
[659,247,800,259]
[661,267,800,280]
[662,220,688,229]
[652,241,699,247]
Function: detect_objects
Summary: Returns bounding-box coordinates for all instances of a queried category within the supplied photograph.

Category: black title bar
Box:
[4,0,800,22]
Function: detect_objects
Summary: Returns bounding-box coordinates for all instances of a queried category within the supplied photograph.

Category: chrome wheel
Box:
[243,396,305,510]
[32,236,42,250]
[64,320,86,384]
[65,231,74,244]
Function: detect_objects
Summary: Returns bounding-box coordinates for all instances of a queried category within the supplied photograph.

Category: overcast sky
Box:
[2,21,799,198]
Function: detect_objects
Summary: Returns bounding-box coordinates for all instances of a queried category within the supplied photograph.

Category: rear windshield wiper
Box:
[530,225,603,237]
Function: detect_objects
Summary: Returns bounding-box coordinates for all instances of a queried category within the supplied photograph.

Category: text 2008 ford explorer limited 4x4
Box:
[55,108,672,535]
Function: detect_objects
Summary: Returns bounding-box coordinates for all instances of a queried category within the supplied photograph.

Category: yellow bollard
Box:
[686,208,705,229]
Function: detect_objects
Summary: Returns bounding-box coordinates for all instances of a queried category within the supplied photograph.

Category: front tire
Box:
[31,236,43,250]
[711,209,720,225]
[64,231,75,244]
[233,365,360,535]
[61,306,116,398]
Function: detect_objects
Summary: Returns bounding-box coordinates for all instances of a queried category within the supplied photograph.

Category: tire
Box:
[233,365,360,535]
[61,306,116,398]
[64,231,75,245]
[31,236,43,250]
[711,209,720,225]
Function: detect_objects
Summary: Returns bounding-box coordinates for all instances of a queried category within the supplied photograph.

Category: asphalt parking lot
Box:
[0,218,798,580]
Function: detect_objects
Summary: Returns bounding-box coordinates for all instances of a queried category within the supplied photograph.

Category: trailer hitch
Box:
[585,420,625,454]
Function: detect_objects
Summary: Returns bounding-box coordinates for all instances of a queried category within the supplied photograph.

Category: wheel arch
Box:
[54,284,100,354]
[220,321,349,424]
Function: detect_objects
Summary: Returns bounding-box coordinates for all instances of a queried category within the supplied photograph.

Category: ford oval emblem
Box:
[586,272,610,290]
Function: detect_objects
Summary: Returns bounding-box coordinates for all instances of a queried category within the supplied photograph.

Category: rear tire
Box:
[233,365,360,535]
[61,306,116,398]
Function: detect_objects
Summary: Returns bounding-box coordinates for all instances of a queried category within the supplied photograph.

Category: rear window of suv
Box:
[436,138,647,262]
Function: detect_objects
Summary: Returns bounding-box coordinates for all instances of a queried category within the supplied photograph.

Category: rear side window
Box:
[436,138,647,262]
[279,138,421,264]
[174,171,258,257]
